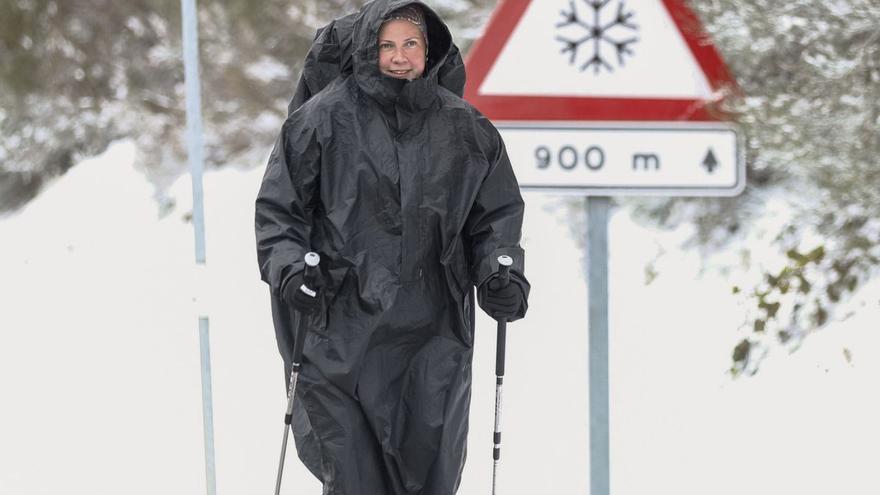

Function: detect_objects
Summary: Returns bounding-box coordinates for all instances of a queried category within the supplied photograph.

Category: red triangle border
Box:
[463,0,738,122]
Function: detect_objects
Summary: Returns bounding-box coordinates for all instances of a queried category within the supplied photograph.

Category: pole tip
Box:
[497,255,513,267]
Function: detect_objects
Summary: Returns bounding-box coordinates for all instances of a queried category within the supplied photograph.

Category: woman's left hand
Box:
[478,275,527,322]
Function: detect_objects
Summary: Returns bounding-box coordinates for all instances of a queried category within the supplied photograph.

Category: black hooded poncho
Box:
[255,1,529,493]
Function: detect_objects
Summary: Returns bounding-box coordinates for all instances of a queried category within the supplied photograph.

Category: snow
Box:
[0,141,878,494]
[245,57,291,83]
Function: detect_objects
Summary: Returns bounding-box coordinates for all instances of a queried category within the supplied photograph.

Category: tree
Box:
[626,0,880,375]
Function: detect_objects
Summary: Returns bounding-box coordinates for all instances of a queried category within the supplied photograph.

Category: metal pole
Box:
[274,252,321,495]
[181,0,216,493]
[181,2,206,261]
[199,317,217,494]
[491,255,513,495]
[587,196,610,495]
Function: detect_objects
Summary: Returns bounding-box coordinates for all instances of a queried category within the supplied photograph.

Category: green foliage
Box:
[731,215,879,376]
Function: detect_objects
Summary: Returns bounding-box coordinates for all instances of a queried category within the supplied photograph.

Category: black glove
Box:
[478,274,527,322]
[283,269,324,313]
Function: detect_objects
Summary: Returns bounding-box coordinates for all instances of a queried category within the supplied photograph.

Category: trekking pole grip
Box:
[497,255,512,288]
[292,252,320,364]
[302,251,321,292]
[495,255,513,377]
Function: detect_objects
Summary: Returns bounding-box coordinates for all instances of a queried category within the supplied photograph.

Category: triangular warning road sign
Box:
[464,0,737,121]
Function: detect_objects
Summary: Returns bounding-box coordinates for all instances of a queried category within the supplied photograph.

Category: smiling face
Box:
[377,19,426,80]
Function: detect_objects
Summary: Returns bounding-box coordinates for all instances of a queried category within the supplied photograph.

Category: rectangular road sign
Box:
[499,122,744,196]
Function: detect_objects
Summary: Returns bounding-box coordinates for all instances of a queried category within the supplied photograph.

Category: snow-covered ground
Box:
[1,141,877,494]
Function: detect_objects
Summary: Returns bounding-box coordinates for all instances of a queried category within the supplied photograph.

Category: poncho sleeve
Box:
[464,115,531,316]
[255,116,321,296]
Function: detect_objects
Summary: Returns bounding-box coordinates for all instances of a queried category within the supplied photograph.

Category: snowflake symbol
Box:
[556,0,639,74]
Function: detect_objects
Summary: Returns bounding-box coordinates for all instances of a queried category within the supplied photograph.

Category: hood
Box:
[288,0,465,114]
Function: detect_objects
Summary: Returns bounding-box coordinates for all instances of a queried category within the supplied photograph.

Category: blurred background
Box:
[1,0,879,494]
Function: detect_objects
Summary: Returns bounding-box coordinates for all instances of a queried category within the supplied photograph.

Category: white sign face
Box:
[499,123,744,196]
[480,0,713,99]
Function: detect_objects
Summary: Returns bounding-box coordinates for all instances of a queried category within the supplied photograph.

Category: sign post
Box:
[181,1,216,494]
[586,196,610,495]
[465,1,744,493]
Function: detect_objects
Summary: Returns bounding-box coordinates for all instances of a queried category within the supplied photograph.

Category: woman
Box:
[255,1,529,493]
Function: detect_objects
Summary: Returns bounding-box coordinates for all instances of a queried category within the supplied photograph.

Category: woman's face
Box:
[377,19,426,80]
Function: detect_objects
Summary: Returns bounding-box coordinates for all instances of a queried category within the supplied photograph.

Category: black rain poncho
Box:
[255,1,529,493]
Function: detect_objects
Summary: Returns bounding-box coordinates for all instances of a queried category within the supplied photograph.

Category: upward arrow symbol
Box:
[702,148,719,173]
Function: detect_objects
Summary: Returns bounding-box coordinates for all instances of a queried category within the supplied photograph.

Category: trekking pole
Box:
[274,252,320,495]
[491,254,513,495]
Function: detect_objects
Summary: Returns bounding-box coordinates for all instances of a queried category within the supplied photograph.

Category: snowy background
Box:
[3,0,880,493]
[1,140,878,494]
